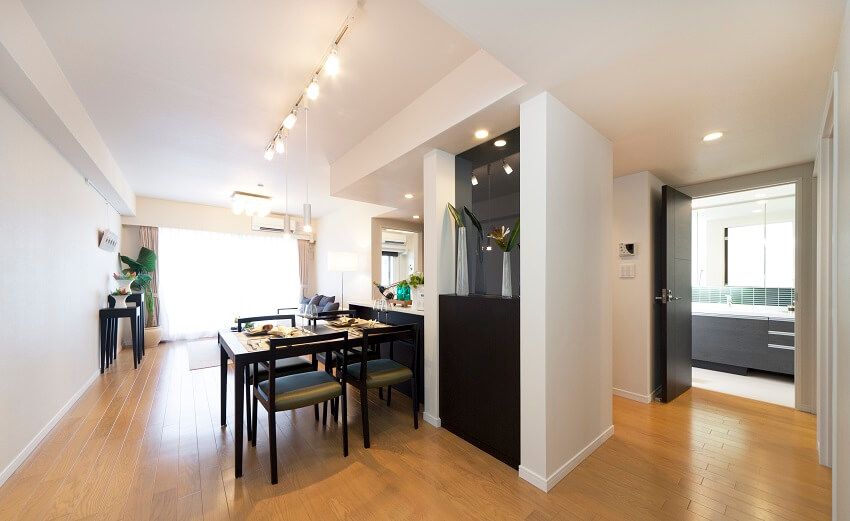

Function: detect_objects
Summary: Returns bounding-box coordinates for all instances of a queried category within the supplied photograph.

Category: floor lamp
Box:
[328,252,357,309]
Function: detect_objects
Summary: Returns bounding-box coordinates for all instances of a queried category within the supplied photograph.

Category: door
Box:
[655,185,693,402]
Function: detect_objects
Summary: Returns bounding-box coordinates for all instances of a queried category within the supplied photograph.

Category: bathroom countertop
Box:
[692,302,794,320]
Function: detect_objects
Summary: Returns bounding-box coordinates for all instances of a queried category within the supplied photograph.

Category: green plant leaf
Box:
[447,203,465,228]
[135,247,157,272]
[463,206,483,238]
[506,218,520,252]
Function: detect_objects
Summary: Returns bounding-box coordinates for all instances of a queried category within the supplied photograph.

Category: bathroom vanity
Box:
[692,304,794,375]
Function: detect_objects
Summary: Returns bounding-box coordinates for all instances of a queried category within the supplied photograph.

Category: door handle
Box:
[655,289,668,304]
[668,289,681,301]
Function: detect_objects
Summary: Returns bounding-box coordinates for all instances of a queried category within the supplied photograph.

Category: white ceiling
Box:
[420,0,845,185]
[21,0,477,216]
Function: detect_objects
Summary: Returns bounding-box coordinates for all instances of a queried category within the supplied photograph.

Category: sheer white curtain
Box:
[158,227,300,340]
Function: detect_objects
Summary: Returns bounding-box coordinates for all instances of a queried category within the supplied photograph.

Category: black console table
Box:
[439,294,520,468]
[99,293,146,372]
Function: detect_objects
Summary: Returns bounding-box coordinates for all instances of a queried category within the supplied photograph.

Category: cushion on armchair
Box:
[322,302,340,312]
[307,294,324,307]
[318,295,335,307]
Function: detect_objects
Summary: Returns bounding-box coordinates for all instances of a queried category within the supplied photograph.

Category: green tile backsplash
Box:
[692,287,795,307]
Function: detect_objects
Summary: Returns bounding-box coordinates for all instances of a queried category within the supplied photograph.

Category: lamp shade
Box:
[328,251,357,272]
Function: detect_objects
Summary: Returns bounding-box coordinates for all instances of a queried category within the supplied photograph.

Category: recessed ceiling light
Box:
[494,139,507,147]
[471,174,479,186]
[474,129,489,139]
[703,131,724,142]
[412,215,420,219]
[404,193,414,199]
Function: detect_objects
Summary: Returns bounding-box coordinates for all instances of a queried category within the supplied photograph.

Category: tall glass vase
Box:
[474,234,486,294]
[456,227,469,296]
[501,251,512,297]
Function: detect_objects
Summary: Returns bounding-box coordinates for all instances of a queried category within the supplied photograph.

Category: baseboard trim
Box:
[0,369,100,487]
[423,412,441,428]
[519,425,615,492]
[613,387,652,403]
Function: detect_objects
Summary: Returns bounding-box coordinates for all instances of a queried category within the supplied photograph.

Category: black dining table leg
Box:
[219,337,227,427]
[234,360,244,478]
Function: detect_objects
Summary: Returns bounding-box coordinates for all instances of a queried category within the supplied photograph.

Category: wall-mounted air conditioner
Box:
[251,215,289,233]
[381,232,408,253]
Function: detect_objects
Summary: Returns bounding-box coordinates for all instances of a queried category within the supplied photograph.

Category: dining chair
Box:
[236,314,314,443]
[345,324,419,448]
[251,330,350,484]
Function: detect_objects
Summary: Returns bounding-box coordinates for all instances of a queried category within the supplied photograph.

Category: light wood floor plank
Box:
[0,340,831,520]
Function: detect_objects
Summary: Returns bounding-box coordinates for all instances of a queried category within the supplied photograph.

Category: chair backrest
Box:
[237,314,295,332]
[317,309,355,320]
[357,323,418,381]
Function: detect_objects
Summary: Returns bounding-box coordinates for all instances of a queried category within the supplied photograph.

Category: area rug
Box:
[186,338,222,371]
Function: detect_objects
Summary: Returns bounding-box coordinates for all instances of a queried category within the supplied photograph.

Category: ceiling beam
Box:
[0,0,135,215]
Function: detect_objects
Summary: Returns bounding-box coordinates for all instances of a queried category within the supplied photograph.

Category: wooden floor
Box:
[0,340,831,521]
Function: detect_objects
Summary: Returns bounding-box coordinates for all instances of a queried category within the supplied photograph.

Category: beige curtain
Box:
[139,226,160,327]
[297,239,314,298]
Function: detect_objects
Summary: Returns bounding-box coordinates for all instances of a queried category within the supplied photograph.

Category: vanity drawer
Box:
[768,331,795,348]
[769,318,795,334]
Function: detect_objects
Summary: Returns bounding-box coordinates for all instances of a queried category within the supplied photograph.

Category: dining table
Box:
[218,317,388,478]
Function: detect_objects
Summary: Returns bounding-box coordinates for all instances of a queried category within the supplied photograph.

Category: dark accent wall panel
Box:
[439,294,520,468]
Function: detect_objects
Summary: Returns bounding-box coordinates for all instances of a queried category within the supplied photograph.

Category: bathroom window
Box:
[693,183,796,293]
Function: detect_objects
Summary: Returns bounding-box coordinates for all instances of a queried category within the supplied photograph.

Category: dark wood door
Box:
[656,185,693,402]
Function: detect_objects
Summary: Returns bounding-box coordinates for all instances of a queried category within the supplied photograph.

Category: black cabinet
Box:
[439,294,520,468]
[692,313,794,375]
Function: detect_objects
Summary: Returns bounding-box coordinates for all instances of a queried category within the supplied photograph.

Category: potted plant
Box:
[488,218,520,297]
[409,272,425,311]
[447,203,469,295]
[113,271,136,293]
[111,288,131,308]
[119,247,162,347]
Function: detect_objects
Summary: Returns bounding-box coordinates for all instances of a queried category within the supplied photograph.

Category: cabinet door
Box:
[692,315,768,369]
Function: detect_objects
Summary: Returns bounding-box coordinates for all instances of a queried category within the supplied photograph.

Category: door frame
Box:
[677,163,817,414]
[813,73,836,468]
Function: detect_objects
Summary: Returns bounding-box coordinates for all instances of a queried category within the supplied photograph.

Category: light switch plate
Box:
[619,263,636,278]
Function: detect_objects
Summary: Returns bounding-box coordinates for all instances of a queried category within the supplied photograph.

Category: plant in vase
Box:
[119,247,162,347]
[409,272,425,310]
[111,288,131,308]
[463,206,487,294]
[488,218,520,297]
[447,203,469,296]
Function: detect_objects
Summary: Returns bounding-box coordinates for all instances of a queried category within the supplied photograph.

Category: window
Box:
[157,227,300,340]
[381,251,397,287]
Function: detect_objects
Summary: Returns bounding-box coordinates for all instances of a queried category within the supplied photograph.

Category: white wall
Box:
[314,200,394,308]
[612,171,662,403]
[519,92,614,492]
[0,92,122,484]
[830,1,850,515]
[422,149,456,427]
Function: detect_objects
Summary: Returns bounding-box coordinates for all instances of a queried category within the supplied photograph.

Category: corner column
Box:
[422,149,456,427]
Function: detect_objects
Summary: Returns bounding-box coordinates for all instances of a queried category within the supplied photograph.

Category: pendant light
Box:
[302,107,313,233]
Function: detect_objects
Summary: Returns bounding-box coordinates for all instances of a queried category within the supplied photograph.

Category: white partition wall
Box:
[612,172,663,403]
[518,92,614,492]
[422,149,456,426]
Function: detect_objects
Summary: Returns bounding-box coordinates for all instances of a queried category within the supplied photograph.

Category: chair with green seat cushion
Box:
[237,314,317,443]
[346,324,419,448]
[346,359,412,388]
[251,330,350,484]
